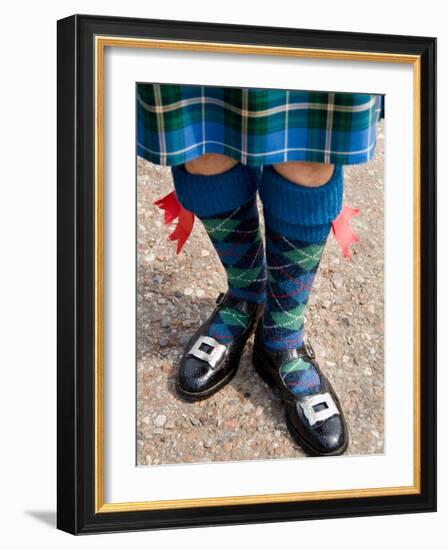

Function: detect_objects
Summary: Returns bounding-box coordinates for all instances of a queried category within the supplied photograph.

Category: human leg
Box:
[254,161,348,455]
[171,154,266,399]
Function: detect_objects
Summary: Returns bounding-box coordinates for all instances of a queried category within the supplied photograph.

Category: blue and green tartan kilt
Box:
[137,83,384,167]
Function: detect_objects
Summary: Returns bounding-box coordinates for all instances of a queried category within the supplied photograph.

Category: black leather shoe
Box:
[175,292,264,401]
[252,320,349,456]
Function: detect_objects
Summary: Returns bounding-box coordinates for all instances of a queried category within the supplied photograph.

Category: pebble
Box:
[161,361,171,373]
[243,402,253,413]
[184,287,193,296]
[332,274,344,289]
[160,319,169,328]
[189,416,200,427]
[201,249,210,257]
[154,415,167,428]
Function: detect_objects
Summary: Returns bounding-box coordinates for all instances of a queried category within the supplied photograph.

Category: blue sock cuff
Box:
[171,163,261,217]
[258,164,343,243]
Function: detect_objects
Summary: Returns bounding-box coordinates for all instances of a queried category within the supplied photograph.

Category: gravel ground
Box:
[136,122,384,465]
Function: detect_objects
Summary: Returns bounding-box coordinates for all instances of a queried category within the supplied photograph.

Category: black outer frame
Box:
[57,14,436,535]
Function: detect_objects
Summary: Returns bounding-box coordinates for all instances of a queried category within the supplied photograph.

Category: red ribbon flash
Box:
[154,191,194,254]
[331,204,360,259]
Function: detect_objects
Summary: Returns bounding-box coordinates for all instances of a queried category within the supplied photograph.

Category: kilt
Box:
[137,84,384,167]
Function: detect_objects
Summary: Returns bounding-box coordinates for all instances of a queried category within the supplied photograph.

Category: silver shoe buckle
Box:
[187,335,226,369]
[299,392,340,426]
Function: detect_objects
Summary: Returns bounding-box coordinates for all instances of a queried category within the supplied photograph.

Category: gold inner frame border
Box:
[93,35,421,513]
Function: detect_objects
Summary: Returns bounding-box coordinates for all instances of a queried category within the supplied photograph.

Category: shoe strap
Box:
[215,291,261,317]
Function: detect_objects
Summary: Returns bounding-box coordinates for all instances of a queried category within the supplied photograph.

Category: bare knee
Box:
[184,153,238,176]
[272,161,334,187]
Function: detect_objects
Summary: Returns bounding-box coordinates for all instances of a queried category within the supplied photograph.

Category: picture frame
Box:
[57,14,436,534]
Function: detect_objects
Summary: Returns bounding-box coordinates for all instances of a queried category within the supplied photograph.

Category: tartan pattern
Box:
[200,197,267,345]
[137,83,384,166]
[262,228,327,395]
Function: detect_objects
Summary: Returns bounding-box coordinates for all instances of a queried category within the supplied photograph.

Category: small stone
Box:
[189,416,200,427]
[196,289,205,298]
[179,335,190,346]
[223,442,233,452]
[243,402,253,413]
[201,249,210,257]
[332,274,344,289]
[165,421,175,429]
[141,416,151,425]
[160,319,169,328]
[145,455,153,465]
[159,337,169,347]
[255,406,263,417]
[342,355,350,363]
[145,253,155,263]
[161,361,171,373]
[326,361,337,367]
[154,414,167,428]
[203,439,212,449]
[174,290,183,298]
[184,287,193,296]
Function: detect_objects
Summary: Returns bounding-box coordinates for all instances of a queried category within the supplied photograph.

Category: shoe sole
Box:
[175,365,238,402]
[252,345,349,457]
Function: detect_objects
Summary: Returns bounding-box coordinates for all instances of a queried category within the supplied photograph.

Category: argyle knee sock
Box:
[258,164,343,396]
[171,162,266,345]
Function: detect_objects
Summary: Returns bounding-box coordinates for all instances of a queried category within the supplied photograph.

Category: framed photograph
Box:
[57,14,436,534]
